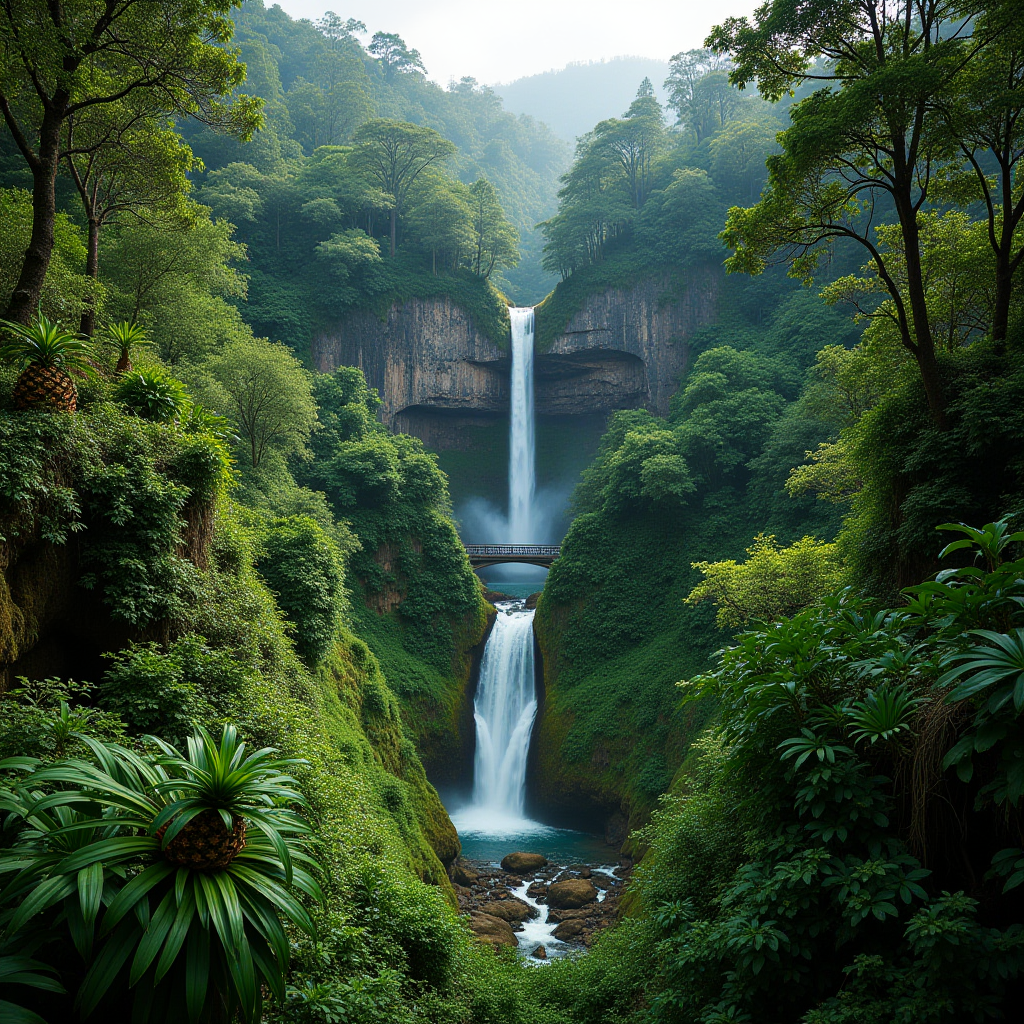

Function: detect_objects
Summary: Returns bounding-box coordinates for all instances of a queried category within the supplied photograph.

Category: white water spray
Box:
[469,603,537,817]
[508,307,535,541]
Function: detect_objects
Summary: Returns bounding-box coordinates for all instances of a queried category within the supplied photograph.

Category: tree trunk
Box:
[992,261,1012,350]
[895,185,947,429]
[79,215,101,336]
[389,208,397,257]
[4,112,63,324]
[914,344,947,431]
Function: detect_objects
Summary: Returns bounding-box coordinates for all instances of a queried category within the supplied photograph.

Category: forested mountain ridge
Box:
[496,56,672,143]
[184,1,569,312]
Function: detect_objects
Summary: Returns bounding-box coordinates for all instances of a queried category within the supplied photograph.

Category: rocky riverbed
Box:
[450,850,630,959]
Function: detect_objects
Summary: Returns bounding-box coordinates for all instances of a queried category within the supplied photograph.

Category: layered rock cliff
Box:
[310,266,722,448]
[537,266,720,417]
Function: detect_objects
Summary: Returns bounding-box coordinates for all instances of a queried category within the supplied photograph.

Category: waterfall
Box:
[470,604,537,816]
[508,307,535,541]
[456,307,540,826]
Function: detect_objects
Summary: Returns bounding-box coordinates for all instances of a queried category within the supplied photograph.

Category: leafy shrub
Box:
[257,516,346,667]
[686,532,845,627]
[114,365,189,422]
[0,677,123,760]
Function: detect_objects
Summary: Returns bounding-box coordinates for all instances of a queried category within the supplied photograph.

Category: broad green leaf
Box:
[185,921,209,1023]
[100,861,175,935]
[129,888,178,987]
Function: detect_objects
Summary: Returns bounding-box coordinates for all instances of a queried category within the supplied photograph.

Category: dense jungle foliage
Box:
[2,0,1024,1021]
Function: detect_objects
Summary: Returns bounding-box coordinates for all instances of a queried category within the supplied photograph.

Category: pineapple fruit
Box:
[13,363,78,412]
[159,809,248,870]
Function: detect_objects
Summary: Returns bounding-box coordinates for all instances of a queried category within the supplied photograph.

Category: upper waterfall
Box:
[508,307,536,542]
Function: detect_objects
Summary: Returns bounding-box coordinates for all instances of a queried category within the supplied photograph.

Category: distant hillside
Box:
[495,56,673,143]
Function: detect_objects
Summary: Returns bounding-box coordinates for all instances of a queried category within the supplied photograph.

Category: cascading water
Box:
[508,307,536,541]
[453,307,541,827]
[470,603,537,817]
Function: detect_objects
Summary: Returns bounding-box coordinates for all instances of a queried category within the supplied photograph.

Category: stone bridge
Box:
[464,544,560,569]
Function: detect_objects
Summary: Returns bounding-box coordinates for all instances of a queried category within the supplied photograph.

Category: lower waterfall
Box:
[470,603,537,818]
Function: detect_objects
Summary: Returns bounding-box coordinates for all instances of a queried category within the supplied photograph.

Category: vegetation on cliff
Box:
[533,58,819,349]
[526,2,1024,1020]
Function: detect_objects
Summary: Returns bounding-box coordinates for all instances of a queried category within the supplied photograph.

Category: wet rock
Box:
[604,811,628,848]
[553,919,585,941]
[501,852,548,873]
[548,907,591,923]
[547,879,598,910]
[532,945,547,959]
[580,867,591,879]
[526,881,549,898]
[469,912,517,948]
[479,899,537,923]
[525,592,541,609]
[450,858,480,887]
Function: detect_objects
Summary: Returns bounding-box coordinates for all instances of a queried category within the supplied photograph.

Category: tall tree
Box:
[0,0,261,323]
[593,84,667,210]
[935,7,1024,346]
[367,33,425,82]
[711,0,1017,428]
[406,174,473,275]
[467,178,519,278]
[665,49,736,142]
[62,110,197,334]
[351,120,456,256]
[317,11,365,47]
[207,335,317,470]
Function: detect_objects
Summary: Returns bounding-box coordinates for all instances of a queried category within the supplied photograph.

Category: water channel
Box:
[448,307,615,959]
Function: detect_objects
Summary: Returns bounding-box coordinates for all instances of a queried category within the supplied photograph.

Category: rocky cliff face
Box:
[311,267,721,447]
[312,297,510,449]
[538,267,720,417]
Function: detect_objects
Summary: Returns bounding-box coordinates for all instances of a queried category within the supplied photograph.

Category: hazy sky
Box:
[273,0,761,87]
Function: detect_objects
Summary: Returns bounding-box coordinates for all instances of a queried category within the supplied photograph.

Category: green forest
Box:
[1,0,1024,1022]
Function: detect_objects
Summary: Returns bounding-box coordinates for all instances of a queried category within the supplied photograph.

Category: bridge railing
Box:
[464,544,561,557]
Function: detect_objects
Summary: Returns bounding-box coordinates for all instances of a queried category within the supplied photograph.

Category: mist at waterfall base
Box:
[458,486,570,587]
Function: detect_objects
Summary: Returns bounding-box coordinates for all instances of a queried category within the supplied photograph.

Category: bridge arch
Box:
[464,544,560,570]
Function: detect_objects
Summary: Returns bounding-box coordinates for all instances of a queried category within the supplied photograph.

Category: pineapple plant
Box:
[0,722,320,1023]
[102,319,152,373]
[0,312,94,412]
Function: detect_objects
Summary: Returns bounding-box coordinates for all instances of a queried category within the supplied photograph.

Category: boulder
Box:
[532,945,547,959]
[553,919,585,941]
[548,907,590,923]
[450,859,480,887]
[469,912,517,948]
[500,852,547,873]
[525,592,541,609]
[479,899,536,923]
[547,879,598,910]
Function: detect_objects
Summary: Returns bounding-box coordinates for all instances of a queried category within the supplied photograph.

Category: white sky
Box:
[272,0,761,87]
